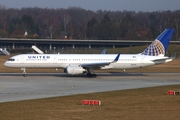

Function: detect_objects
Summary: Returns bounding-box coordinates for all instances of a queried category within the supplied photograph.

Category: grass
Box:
[0,85,180,120]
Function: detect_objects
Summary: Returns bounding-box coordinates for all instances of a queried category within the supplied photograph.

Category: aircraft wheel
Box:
[87,73,92,77]
[23,74,27,77]
[92,74,97,77]
[87,73,97,78]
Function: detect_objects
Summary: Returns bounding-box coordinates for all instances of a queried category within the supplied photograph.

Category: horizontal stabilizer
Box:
[151,57,173,64]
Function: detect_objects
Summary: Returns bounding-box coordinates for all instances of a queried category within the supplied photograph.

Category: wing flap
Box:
[81,53,120,68]
[81,62,110,68]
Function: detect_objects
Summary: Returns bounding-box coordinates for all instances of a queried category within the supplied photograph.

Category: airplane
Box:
[4,28,174,77]
[101,49,106,54]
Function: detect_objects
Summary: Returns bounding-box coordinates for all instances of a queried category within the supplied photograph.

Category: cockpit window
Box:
[8,59,15,61]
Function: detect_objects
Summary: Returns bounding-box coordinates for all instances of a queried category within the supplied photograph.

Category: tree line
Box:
[0,5,180,40]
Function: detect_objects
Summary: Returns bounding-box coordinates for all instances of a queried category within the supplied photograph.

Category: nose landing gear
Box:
[21,68,27,77]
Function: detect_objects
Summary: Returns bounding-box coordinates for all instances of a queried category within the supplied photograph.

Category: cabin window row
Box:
[57,59,137,61]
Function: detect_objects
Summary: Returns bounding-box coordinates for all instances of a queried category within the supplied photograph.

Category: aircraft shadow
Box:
[0,72,147,77]
[53,72,147,77]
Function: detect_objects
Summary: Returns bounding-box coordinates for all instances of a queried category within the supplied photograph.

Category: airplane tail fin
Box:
[101,49,106,54]
[141,29,174,56]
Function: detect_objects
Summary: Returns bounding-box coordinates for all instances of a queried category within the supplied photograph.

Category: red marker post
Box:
[82,100,101,106]
[167,90,175,95]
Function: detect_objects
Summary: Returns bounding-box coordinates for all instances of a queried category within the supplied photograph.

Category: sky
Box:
[1,0,180,12]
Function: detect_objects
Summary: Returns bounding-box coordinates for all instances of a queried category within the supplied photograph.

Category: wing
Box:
[81,53,120,69]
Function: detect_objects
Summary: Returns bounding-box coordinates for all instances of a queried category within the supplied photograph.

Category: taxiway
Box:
[0,73,180,103]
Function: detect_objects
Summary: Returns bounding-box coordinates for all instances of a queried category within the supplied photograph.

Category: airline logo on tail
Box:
[142,29,174,56]
[142,39,164,56]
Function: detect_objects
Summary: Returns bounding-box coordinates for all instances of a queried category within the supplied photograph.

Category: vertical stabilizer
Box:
[0,48,10,55]
[101,49,106,54]
[142,29,174,56]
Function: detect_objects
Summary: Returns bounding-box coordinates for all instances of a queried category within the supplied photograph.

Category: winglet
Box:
[112,53,120,63]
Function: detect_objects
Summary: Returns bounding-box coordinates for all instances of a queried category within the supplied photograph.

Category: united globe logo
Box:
[142,40,165,56]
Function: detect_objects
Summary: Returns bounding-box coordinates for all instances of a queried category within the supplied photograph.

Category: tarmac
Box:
[0,72,180,103]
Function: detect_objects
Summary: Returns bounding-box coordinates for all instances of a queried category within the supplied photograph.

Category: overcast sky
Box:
[1,0,180,12]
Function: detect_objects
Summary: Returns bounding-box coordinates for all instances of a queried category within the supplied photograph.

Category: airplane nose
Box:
[4,61,9,67]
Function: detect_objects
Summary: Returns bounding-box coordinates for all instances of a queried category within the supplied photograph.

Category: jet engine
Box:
[64,66,86,75]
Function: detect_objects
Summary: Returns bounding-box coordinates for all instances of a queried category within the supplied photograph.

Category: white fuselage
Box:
[4,54,172,70]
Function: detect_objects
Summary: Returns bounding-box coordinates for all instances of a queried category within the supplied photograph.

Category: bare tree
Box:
[43,16,59,39]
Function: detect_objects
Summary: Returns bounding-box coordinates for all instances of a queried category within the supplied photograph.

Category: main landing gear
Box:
[86,68,97,77]
[86,73,97,77]
[21,68,27,77]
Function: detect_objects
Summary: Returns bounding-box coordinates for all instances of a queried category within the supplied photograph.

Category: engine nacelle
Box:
[64,66,86,75]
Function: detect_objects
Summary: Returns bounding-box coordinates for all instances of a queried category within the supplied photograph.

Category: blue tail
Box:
[142,29,174,56]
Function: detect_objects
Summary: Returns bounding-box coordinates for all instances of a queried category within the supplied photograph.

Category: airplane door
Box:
[141,57,144,63]
[141,56,144,67]
[20,57,24,63]
[53,56,57,63]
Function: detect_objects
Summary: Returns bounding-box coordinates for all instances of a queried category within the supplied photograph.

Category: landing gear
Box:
[21,68,27,77]
[86,68,97,77]
[87,73,97,77]
[23,74,27,77]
